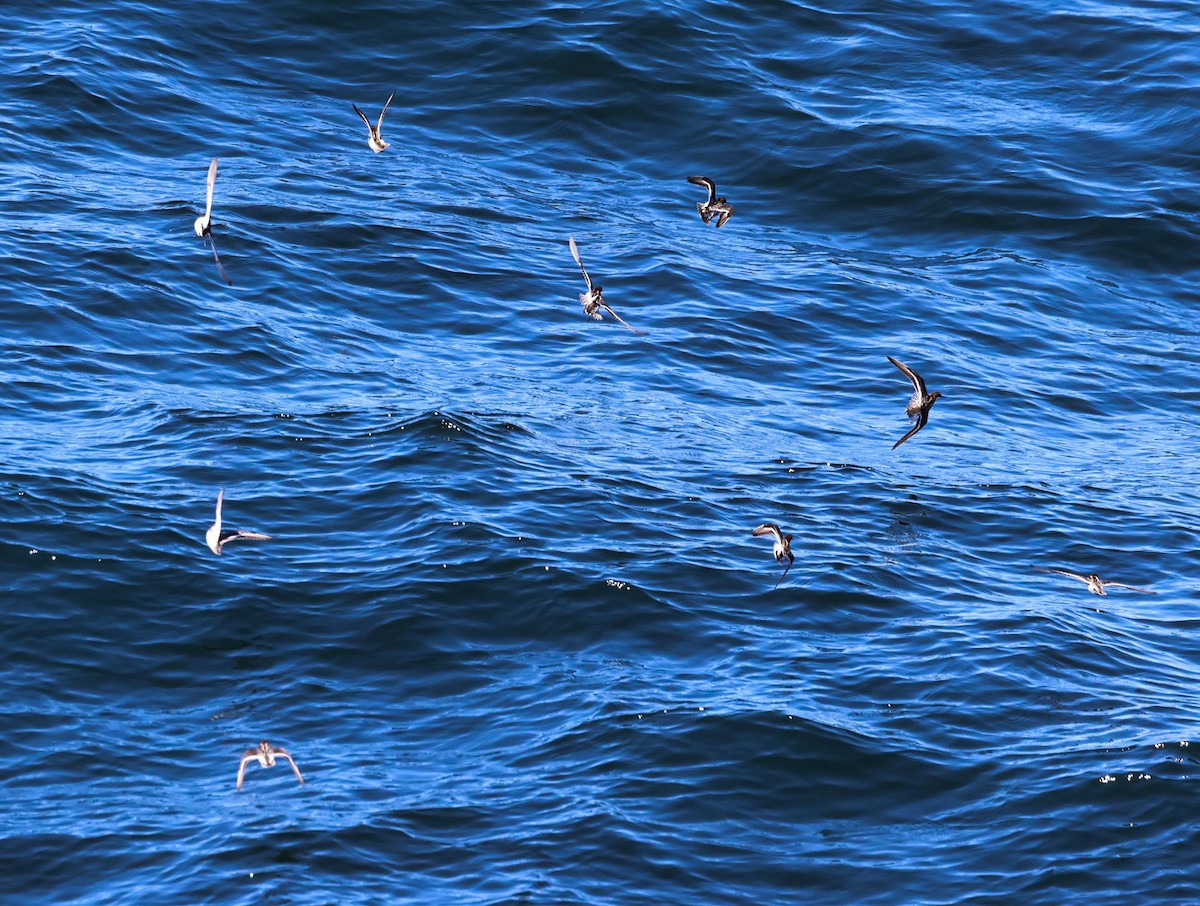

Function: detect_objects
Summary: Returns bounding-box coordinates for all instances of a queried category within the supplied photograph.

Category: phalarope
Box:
[194,157,231,285]
[686,176,734,228]
[206,488,272,555]
[568,237,643,334]
[888,356,942,450]
[236,741,304,791]
[1037,567,1155,596]
[353,91,395,153]
[752,523,795,590]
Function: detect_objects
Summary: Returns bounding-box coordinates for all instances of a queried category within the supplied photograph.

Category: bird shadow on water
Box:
[881,493,927,560]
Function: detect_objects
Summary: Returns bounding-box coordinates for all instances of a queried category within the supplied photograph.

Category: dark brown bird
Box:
[568,237,643,334]
[194,157,231,285]
[686,176,734,228]
[1036,567,1155,596]
[236,741,305,791]
[888,356,942,450]
[752,523,794,590]
[206,488,272,555]
[352,91,395,153]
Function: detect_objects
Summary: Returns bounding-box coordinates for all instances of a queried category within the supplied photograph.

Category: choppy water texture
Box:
[2,0,1199,902]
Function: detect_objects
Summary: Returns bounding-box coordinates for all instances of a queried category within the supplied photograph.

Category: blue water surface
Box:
[2,0,1199,902]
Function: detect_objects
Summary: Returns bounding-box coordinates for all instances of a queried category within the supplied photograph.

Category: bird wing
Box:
[599,302,644,335]
[205,158,218,221]
[207,489,226,553]
[276,749,305,784]
[236,750,255,790]
[377,91,396,131]
[752,524,782,541]
[888,356,927,396]
[568,236,593,291]
[352,103,375,134]
[714,204,733,228]
[891,414,926,450]
[772,556,793,590]
[1040,567,1090,585]
[687,175,717,204]
[223,530,272,544]
[207,233,232,286]
[1104,582,1156,594]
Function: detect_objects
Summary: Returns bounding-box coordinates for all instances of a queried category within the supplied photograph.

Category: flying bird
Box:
[888,356,943,450]
[752,523,795,590]
[194,157,231,285]
[206,488,272,555]
[1036,567,1155,596]
[567,237,643,334]
[686,176,734,227]
[353,91,396,153]
[236,741,305,791]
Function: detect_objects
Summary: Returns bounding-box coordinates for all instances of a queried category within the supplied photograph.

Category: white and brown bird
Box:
[1036,567,1155,596]
[206,488,272,555]
[752,523,795,590]
[236,741,304,791]
[353,91,395,153]
[194,157,231,285]
[686,176,734,227]
[567,237,643,334]
[888,356,942,450]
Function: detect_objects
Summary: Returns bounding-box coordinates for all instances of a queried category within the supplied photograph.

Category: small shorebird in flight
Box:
[888,356,943,450]
[568,237,643,334]
[206,488,272,555]
[1036,567,1156,596]
[236,741,305,791]
[687,176,734,228]
[752,523,795,590]
[194,157,231,285]
[353,91,395,153]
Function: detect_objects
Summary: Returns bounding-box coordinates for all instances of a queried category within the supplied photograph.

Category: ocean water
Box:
[2,0,1199,902]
